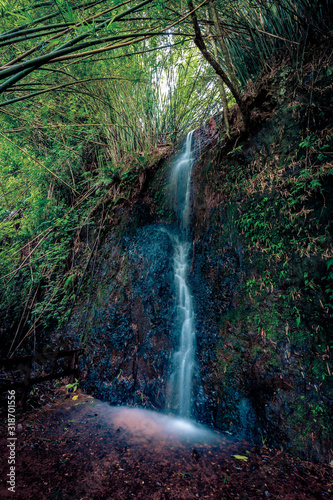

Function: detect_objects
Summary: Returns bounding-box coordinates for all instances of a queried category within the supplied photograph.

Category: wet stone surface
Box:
[81,223,177,411]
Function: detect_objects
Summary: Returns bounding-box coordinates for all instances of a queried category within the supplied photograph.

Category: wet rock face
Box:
[188,157,287,446]
[79,152,259,440]
[81,223,176,410]
[188,208,253,434]
[189,228,239,421]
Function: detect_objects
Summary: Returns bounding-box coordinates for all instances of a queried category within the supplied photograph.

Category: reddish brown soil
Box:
[0,389,332,500]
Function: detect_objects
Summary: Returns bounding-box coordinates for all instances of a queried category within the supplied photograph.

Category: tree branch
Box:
[188,0,250,130]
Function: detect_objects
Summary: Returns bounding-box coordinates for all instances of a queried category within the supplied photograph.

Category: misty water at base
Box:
[96,133,222,442]
[88,403,232,444]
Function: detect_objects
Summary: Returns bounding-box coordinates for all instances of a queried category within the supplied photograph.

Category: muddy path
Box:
[0,390,331,499]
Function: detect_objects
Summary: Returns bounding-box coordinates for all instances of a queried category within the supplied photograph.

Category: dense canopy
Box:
[0,0,331,356]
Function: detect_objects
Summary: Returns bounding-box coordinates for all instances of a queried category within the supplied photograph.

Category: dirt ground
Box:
[0,387,332,500]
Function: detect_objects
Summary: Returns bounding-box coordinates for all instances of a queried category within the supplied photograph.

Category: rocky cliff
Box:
[63,41,333,462]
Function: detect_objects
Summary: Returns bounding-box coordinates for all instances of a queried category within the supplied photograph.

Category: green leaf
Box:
[310,180,321,189]
[232,455,248,461]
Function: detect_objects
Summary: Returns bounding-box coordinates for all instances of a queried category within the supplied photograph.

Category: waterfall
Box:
[170,130,195,418]
[171,130,195,231]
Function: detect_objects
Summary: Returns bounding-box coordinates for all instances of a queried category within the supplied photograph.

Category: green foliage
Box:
[65,378,79,392]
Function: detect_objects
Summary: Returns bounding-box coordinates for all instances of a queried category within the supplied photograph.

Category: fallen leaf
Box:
[232,455,248,461]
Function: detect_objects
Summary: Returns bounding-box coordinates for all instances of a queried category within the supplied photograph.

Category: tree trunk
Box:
[188,0,250,131]
[209,0,239,92]
[206,7,230,138]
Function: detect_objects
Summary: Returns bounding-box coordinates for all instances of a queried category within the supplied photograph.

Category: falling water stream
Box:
[170,130,196,418]
[71,130,231,448]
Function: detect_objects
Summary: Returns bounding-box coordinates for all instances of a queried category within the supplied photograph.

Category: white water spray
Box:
[170,130,195,418]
